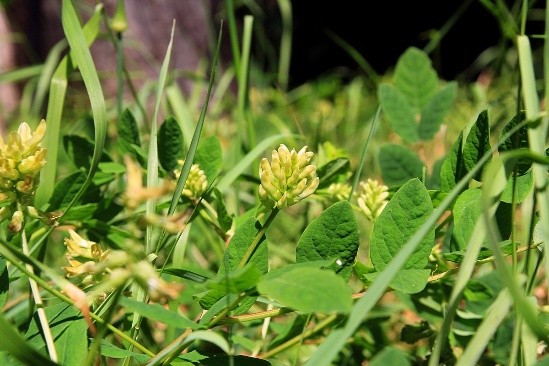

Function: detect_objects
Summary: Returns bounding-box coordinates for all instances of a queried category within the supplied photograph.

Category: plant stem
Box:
[259,314,338,359]
[238,208,279,268]
[21,226,58,363]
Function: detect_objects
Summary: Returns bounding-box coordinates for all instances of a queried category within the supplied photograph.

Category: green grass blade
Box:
[226,0,241,80]
[456,288,514,366]
[145,22,176,254]
[60,0,107,213]
[35,4,103,208]
[276,0,292,90]
[166,25,223,218]
[0,65,43,84]
[166,84,194,150]
[518,35,549,302]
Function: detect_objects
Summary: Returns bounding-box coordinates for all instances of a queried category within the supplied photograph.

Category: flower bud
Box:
[174,160,208,201]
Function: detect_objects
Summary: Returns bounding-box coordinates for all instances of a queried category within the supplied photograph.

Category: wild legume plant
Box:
[0,1,549,365]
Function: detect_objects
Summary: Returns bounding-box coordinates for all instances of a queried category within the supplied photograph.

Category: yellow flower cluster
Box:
[0,121,47,232]
[175,160,208,201]
[357,179,389,222]
[259,144,319,209]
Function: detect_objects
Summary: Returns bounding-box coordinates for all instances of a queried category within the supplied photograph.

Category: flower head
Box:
[174,160,208,201]
[325,182,352,202]
[122,156,171,210]
[258,145,319,209]
[357,179,389,222]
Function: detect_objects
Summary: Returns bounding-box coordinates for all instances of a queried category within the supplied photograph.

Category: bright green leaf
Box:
[452,189,482,250]
[370,347,411,366]
[370,178,434,293]
[378,144,425,186]
[296,201,360,279]
[501,170,533,203]
[207,264,262,294]
[258,266,352,313]
[439,132,464,193]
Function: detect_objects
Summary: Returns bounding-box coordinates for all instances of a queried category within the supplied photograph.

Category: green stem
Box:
[276,0,292,90]
[21,226,58,363]
[238,208,279,268]
[259,314,338,359]
[226,0,241,80]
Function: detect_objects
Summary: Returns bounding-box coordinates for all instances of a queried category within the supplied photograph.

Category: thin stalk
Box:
[21,226,58,363]
[238,208,279,268]
[226,0,241,80]
[423,0,474,54]
[259,314,338,359]
[276,0,292,90]
[238,16,255,149]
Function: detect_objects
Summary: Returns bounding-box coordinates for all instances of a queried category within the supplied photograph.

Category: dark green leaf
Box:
[439,131,464,193]
[100,341,149,364]
[463,110,491,180]
[63,134,112,170]
[200,355,271,366]
[378,84,419,143]
[194,136,223,183]
[118,108,141,160]
[47,171,89,209]
[0,257,7,309]
[316,158,351,189]
[213,188,233,233]
[394,47,438,109]
[419,82,457,140]
[162,268,209,283]
[61,203,98,222]
[296,201,359,279]
[378,144,425,186]
[158,116,184,173]
[499,111,530,175]
[258,266,352,313]
[401,321,434,343]
[370,179,434,293]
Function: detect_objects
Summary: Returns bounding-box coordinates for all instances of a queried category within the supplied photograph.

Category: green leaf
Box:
[370,178,434,293]
[500,170,533,203]
[61,203,98,222]
[213,188,233,233]
[269,315,307,348]
[316,158,351,189]
[119,297,199,330]
[0,312,58,366]
[463,110,491,179]
[394,47,438,109]
[498,111,530,175]
[296,201,360,279]
[419,82,457,140]
[220,217,268,275]
[63,134,112,170]
[378,144,425,186]
[158,116,184,173]
[118,108,142,160]
[370,347,411,366]
[401,321,434,343]
[25,303,87,366]
[439,132,465,193]
[206,264,262,294]
[48,171,99,210]
[378,84,419,142]
[0,257,8,309]
[194,136,223,183]
[258,266,352,313]
[100,341,149,364]
[452,189,482,250]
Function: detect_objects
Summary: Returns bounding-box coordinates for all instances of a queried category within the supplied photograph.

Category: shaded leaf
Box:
[118,108,141,161]
[200,355,271,365]
[499,111,530,175]
[439,131,464,193]
[158,116,184,173]
[379,84,419,142]
[419,82,457,140]
[0,258,7,309]
[316,158,351,189]
[463,110,491,180]
[63,134,112,170]
[394,47,438,109]
[379,144,425,186]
